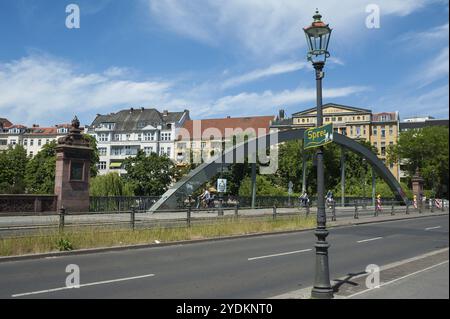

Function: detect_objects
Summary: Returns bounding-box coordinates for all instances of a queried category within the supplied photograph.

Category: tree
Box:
[90,172,135,196]
[25,141,57,194]
[0,145,28,193]
[122,150,176,196]
[239,175,287,197]
[83,134,100,177]
[387,126,449,198]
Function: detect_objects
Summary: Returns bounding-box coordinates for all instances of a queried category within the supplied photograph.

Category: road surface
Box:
[0,214,447,298]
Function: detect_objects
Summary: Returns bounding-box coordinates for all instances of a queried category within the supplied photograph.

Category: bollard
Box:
[406,203,409,215]
[130,206,136,230]
[391,202,395,216]
[354,203,359,219]
[418,201,422,214]
[430,199,434,213]
[59,207,66,232]
[442,200,445,212]
[273,205,277,220]
[306,204,310,217]
[332,202,336,221]
[234,201,239,219]
[187,196,192,228]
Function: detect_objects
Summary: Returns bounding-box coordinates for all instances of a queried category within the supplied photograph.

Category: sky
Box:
[0,0,448,126]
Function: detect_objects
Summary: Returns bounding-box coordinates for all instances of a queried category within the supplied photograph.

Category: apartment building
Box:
[87,107,190,175]
[176,116,275,165]
[271,103,401,180]
[0,121,74,156]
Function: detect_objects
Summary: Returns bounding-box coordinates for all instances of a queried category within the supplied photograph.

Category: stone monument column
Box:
[411,168,424,202]
[54,116,93,212]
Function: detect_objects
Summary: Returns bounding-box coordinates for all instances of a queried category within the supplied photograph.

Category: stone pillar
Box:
[54,116,93,213]
[411,168,424,202]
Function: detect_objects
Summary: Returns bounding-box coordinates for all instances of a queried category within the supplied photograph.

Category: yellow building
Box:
[275,103,400,180]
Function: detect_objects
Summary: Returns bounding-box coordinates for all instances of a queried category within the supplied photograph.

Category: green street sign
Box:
[304,123,334,150]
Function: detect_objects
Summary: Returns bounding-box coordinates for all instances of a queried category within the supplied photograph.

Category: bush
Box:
[56,238,73,251]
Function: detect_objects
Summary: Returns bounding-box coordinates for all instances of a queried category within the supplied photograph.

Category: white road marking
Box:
[248,249,312,261]
[357,237,383,243]
[346,260,449,299]
[425,226,441,231]
[11,273,155,298]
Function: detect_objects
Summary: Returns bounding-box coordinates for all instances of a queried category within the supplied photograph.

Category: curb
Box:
[0,212,447,263]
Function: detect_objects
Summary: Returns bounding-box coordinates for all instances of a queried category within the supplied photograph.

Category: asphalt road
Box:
[0,214,447,299]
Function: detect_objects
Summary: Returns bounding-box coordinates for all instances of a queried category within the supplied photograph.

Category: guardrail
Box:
[0,200,447,239]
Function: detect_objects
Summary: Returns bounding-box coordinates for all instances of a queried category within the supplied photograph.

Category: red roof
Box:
[179,116,274,141]
[0,118,13,128]
[6,124,27,129]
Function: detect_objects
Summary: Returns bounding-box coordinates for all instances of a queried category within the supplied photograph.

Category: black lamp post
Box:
[303,9,334,299]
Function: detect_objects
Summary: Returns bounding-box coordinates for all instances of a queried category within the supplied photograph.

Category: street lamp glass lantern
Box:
[303,9,332,62]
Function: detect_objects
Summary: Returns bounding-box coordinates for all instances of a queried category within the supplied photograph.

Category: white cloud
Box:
[202,85,370,117]
[414,47,449,87]
[0,55,172,125]
[0,54,368,125]
[221,61,308,89]
[146,0,435,59]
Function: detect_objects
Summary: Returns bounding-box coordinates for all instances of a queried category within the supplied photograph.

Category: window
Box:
[10,140,17,145]
[114,134,121,141]
[144,147,153,155]
[126,134,131,141]
[373,142,378,148]
[38,139,42,146]
[338,117,342,122]
[201,142,206,149]
[332,117,336,121]
[302,119,305,123]
[97,161,107,170]
[101,123,116,130]
[30,139,34,146]
[98,133,109,142]
[356,126,361,136]
[178,143,187,149]
[137,121,146,129]
[137,134,142,141]
[381,142,386,156]
[99,148,107,156]
[373,127,378,135]
[46,139,50,144]
[325,117,330,122]
[143,132,155,141]
[381,128,386,138]
[357,116,361,121]
[29,151,33,156]
[23,139,27,146]
[161,133,171,141]
[389,126,394,135]
[57,128,68,134]
[166,147,171,156]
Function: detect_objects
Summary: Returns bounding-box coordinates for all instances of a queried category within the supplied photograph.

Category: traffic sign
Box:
[304,123,333,150]
[217,179,227,193]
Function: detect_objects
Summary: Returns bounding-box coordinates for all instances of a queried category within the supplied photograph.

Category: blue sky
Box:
[0,0,448,126]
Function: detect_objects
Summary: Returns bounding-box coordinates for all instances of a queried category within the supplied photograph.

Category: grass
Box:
[0,215,316,257]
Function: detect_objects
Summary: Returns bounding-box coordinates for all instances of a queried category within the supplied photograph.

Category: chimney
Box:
[163,110,169,116]
[141,107,144,112]
[279,109,285,120]
[227,116,231,119]
[32,124,39,128]
[130,107,134,113]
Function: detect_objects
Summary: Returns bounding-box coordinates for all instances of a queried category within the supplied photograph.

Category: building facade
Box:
[0,122,72,155]
[87,108,190,175]
[271,103,401,180]
[176,116,275,165]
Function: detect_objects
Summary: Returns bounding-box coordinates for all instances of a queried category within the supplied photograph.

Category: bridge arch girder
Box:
[150,129,407,211]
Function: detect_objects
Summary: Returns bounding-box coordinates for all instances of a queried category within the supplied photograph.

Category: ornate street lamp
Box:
[303,9,334,299]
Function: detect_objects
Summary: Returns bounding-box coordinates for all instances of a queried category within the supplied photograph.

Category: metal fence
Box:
[89,196,161,212]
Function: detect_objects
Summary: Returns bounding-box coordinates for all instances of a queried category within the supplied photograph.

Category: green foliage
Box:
[387,126,449,198]
[0,145,28,194]
[56,238,73,251]
[83,134,100,177]
[239,175,287,196]
[90,172,135,196]
[122,150,176,196]
[24,141,57,194]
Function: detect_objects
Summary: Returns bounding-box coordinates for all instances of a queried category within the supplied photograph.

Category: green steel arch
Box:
[150,129,408,211]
